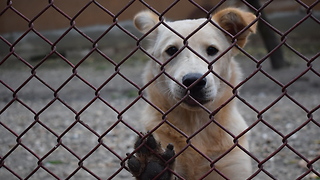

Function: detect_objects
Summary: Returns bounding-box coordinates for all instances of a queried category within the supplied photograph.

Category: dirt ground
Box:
[1,44,319,180]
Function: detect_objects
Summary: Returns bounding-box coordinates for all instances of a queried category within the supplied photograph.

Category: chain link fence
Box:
[1,0,319,179]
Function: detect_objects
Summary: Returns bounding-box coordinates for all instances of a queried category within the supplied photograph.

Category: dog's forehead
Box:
[164,18,222,37]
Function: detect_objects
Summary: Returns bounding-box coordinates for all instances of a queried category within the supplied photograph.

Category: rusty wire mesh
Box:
[1,0,320,179]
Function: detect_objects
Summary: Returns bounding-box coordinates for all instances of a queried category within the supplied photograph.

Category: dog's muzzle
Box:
[182,73,209,106]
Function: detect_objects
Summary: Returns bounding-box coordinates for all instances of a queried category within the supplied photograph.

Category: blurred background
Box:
[1,0,319,65]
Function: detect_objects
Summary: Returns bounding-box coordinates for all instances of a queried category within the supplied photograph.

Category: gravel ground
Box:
[1,50,319,180]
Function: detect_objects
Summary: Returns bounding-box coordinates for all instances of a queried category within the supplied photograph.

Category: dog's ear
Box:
[213,8,257,47]
[134,11,159,34]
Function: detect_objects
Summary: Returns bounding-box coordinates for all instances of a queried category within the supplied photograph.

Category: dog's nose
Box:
[182,73,207,90]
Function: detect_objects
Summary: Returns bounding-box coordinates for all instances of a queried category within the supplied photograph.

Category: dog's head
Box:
[134,8,256,110]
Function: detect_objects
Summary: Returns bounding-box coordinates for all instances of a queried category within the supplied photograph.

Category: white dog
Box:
[128,8,257,180]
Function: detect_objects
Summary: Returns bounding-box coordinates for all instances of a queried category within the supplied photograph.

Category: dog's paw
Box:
[127,133,175,180]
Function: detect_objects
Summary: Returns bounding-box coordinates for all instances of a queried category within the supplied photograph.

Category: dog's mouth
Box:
[183,95,210,107]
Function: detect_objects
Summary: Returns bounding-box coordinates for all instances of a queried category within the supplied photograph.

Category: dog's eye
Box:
[165,46,179,56]
[206,46,219,56]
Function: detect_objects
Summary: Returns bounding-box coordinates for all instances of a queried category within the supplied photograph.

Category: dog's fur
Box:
[129,8,257,179]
